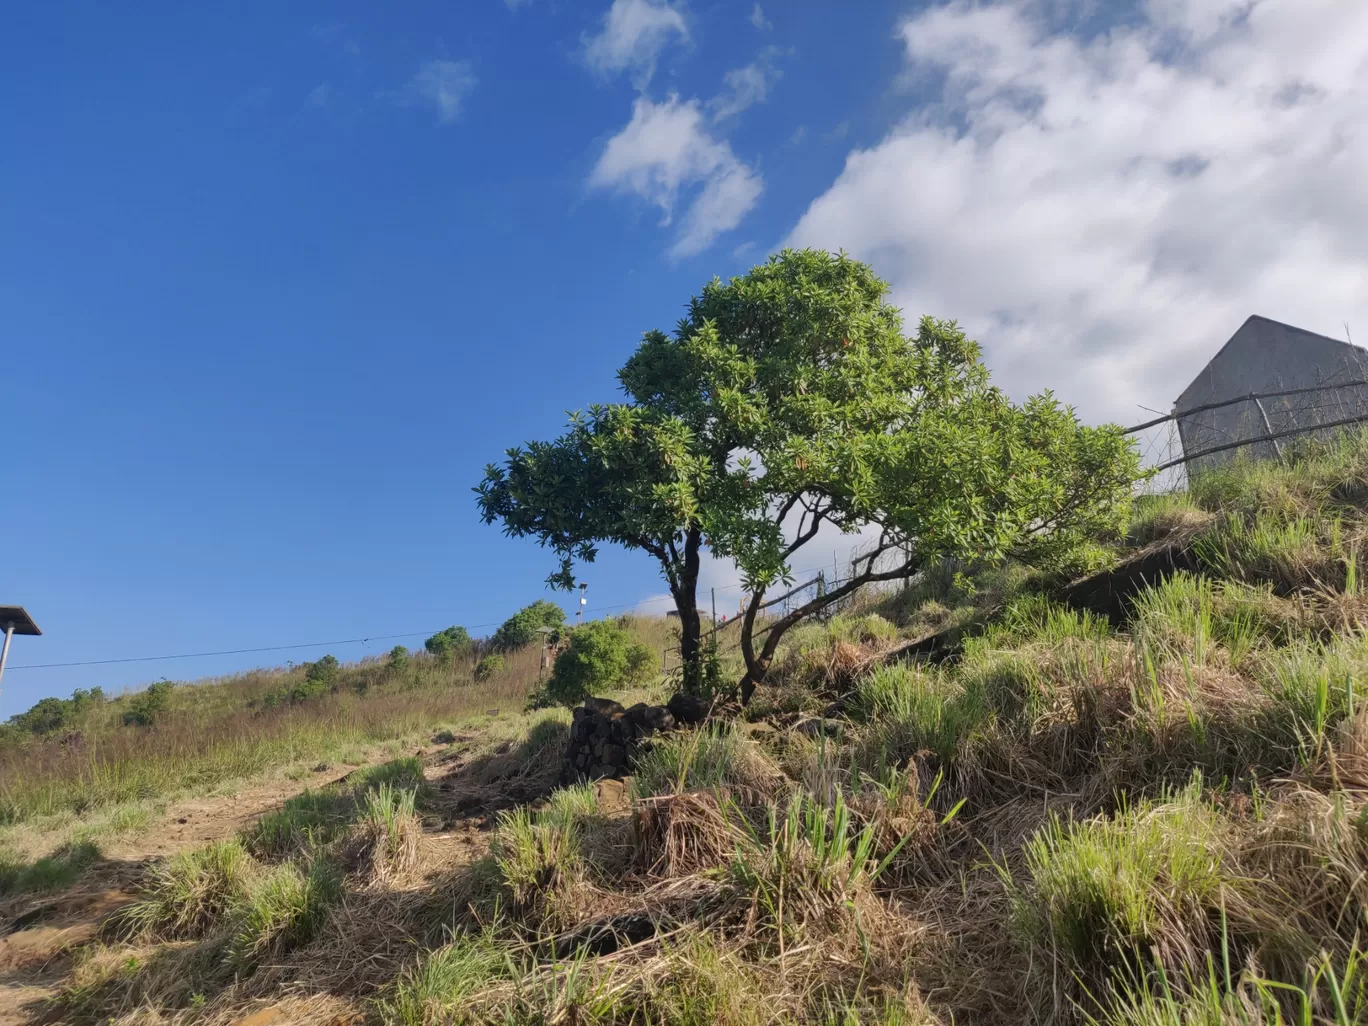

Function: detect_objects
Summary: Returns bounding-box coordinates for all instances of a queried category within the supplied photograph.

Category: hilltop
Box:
[6,434,1368,1024]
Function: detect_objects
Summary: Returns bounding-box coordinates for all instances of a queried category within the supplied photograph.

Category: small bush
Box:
[389,645,410,671]
[473,653,506,682]
[6,687,105,737]
[228,857,341,969]
[123,681,174,728]
[118,838,256,938]
[543,619,647,706]
[491,600,566,652]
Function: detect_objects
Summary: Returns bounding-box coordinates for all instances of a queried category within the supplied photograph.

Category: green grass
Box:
[117,837,257,939]
[227,856,342,969]
[379,932,509,1026]
[245,787,351,859]
[0,838,100,895]
[1015,779,1235,975]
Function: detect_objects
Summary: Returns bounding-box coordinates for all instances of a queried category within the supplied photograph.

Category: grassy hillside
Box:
[8,434,1368,1024]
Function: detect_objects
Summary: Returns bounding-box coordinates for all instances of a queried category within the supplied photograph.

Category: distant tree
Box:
[541,620,655,707]
[490,600,566,652]
[388,645,410,670]
[473,653,506,682]
[305,654,339,683]
[424,626,472,663]
[123,680,174,728]
[7,687,107,737]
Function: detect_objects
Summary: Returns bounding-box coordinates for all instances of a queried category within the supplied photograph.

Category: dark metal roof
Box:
[0,607,42,636]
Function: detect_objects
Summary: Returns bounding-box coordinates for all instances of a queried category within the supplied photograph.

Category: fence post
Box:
[1253,397,1285,463]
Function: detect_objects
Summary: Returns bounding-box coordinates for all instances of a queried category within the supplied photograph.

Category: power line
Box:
[4,559,873,673]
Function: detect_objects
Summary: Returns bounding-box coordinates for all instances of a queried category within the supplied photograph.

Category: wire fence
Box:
[1124,375,1368,491]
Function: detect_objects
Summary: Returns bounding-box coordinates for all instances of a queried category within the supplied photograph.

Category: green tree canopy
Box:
[541,619,655,708]
[489,600,566,651]
[425,626,472,662]
[479,248,1142,701]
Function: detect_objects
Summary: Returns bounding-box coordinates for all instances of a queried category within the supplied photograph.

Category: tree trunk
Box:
[672,527,704,690]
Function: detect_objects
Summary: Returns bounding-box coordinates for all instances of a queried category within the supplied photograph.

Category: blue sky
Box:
[3,0,1365,715]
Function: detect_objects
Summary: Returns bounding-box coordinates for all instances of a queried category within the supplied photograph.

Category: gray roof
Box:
[1176,315,1368,413]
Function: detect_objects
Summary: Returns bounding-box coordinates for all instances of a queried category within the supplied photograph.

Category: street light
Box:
[576,582,587,626]
[0,606,42,697]
[535,625,557,678]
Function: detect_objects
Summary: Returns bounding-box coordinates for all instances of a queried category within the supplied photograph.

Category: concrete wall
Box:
[1175,316,1368,474]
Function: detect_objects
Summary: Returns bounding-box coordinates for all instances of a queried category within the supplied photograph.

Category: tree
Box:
[476,404,755,689]
[479,249,1141,701]
[620,249,1142,700]
[490,600,566,651]
[425,626,472,663]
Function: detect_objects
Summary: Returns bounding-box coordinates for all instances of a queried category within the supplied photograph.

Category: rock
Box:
[627,703,676,731]
[667,692,712,725]
[583,697,626,717]
[601,743,627,766]
[795,717,844,739]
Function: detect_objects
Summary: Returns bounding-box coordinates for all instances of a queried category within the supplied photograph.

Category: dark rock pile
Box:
[563,693,715,782]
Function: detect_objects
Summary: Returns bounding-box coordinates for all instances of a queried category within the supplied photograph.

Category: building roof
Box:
[1176,315,1367,412]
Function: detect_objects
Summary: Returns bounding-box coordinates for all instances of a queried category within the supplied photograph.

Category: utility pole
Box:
[576,582,587,626]
[711,587,716,629]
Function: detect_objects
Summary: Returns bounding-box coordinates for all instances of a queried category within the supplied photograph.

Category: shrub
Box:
[305,654,339,683]
[122,681,174,728]
[490,600,566,652]
[543,619,647,706]
[473,654,505,682]
[389,645,410,670]
[425,626,472,663]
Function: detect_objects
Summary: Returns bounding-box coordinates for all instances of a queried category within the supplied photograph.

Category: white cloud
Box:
[711,49,783,121]
[582,0,689,84]
[785,0,1368,430]
[591,94,763,258]
[307,83,331,107]
[750,4,772,31]
[403,59,477,124]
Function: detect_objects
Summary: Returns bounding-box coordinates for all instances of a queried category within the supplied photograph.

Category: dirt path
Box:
[0,755,415,1025]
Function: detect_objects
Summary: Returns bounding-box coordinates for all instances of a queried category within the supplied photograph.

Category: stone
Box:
[601,743,626,766]
[795,717,844,738]
[667,692,712,725]
[583,696,626,717]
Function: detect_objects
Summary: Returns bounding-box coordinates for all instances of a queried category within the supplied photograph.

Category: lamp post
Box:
[0,606,43,698]
[576,583,587,626]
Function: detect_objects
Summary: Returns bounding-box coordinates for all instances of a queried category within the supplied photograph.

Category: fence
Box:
[1124,377,1368,488]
